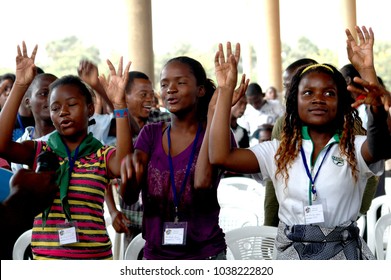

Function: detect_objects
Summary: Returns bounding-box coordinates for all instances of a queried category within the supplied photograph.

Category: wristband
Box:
[114,108,129,118]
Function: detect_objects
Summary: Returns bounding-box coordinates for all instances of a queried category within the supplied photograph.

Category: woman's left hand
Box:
[99,57,131,108]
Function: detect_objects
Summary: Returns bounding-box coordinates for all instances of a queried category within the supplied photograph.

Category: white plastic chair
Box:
[12,229,33,260]
[104,202,126,260]
[356,215,366,238]
[366,195,391,254]
[219,206,260,233]
[218,176,265,227]
[225,225,277,260]
[123,233,145,260]
[374,212,391,260]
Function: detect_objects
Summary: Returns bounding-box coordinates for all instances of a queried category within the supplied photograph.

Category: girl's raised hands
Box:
[15,41,38,87]
[99,57,131,108]
[214,42,240,91]
[346,26,374,70]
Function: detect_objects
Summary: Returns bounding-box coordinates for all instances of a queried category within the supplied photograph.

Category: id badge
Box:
[162,222,188,245]
[57,221,78,245]
[304,204,325,224]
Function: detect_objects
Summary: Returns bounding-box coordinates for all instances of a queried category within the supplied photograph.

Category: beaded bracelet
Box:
[114,108,129,118]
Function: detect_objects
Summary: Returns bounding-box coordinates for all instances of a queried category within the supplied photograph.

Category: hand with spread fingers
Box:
[99,57,131,109]
[349,76,391,112]
[345,26,378,85]
[346,26,374,70]
[78,60,100,89]
[214,42,240,93]
[233,73,250,106]
[15,42,38,87]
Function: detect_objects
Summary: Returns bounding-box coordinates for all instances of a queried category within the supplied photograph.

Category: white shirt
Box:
[249,135,383,227]
[237,101,283,136]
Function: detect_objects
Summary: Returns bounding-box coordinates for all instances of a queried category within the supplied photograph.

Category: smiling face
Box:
[160,61,204,115]
[126,78,154,120]
[49,84,93,139]
[297,71,338,127]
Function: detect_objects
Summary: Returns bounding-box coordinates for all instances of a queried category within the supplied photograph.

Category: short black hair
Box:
[245,83,263,97]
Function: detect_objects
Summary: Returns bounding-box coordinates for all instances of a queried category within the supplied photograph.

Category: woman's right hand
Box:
[15,41,38,87]
[214,42,240,91]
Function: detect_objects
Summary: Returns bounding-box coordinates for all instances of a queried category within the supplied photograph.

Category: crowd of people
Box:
[0,25,391,260]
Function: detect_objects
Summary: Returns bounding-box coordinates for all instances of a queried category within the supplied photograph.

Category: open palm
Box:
[15,42,38,86]
[99,57,131,107]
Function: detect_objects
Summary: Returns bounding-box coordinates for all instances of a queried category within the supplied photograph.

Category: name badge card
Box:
[163,222,188,245]
[304,204,325,224]
[57,221,78,245]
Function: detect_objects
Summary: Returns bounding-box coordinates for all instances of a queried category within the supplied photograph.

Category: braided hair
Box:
[275,64,362,183]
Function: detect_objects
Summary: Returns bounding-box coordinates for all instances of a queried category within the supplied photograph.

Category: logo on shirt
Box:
[332,156,344,166]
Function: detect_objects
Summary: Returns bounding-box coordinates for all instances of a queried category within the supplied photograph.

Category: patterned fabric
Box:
[135,122,226,260]
[275,221,375,260]
[31,141,115,260]
[148,108,171,124]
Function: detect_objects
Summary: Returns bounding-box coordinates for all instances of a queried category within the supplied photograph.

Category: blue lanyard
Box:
[167,123,202,222]
[301,144,333,204]
[28,127,35,140]
[64,145,80,177]
[16,113,25,131]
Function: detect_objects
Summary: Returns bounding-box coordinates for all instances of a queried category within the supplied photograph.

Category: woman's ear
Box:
[197,85,206,97]
[87,103,95,118]
[24,97,31,109]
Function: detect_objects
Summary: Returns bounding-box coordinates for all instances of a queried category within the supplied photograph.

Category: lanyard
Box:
[16,113,25,131]
[167,123,202,222]
[301,143,333,204]
[28,127,35,140]
[64,144,80,177]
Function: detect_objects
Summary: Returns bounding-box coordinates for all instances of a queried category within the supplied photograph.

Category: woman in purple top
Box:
[120,44,247,259]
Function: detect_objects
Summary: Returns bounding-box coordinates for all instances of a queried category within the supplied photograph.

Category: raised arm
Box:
[99,57,132,177]
[346,26,378,84]
[0,42,37,165]
[209,42,259,173]
[348,77,391,162]
[78,59,114,112]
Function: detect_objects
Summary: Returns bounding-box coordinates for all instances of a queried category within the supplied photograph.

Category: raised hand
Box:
[98,57,131,108]
[214,42,240,91]
[78,60,100,88]
[15,41,38,87]
[348,76,391,112]
[233,74,250,106]
[346,26,374,71]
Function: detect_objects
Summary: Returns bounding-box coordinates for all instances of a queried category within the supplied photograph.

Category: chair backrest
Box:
[374,212,391,260]
[356,215,366,238]
[218,176,265,227]
[124,233,145,260]
[225,225,277,260]
[12,229,33,260]
[366,195,391,254]
[219,206,260,233]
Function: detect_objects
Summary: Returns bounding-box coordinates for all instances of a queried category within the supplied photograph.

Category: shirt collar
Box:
[301,126,341,143]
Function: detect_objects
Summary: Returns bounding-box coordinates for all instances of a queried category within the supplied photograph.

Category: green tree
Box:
[44,36,101,77]
[281,36,337,71]
[374,40,391,90]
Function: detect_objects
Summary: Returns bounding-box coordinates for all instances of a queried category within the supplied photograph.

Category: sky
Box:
[0,0,390,73]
